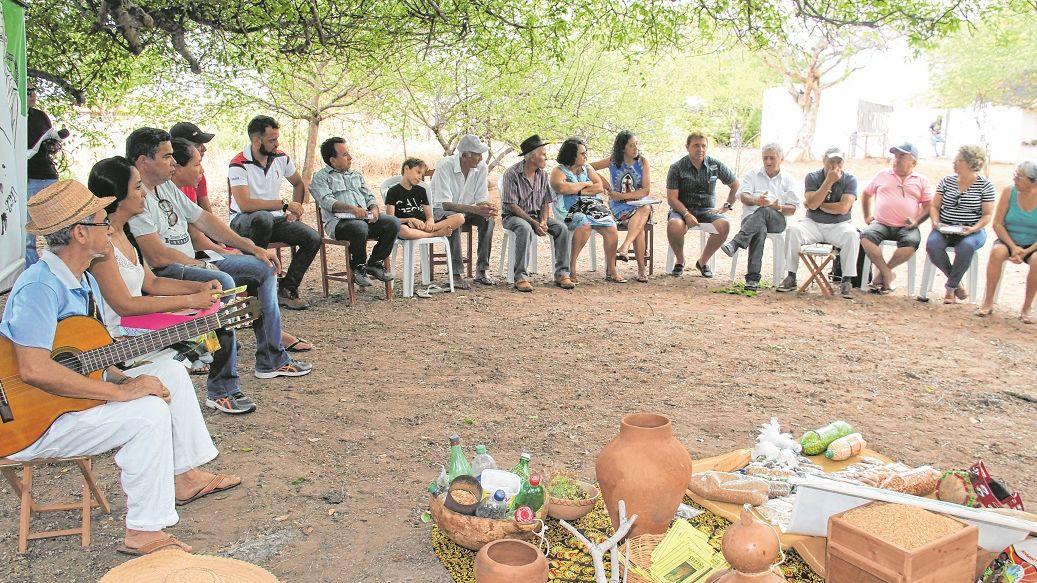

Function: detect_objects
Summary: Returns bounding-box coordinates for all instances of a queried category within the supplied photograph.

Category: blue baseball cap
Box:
[889,143,919,160]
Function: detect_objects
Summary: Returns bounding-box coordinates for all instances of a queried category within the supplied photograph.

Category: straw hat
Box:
[99,549,279,582]
[25,179,115,236]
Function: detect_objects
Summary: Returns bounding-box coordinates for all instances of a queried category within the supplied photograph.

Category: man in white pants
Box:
[1,180,240,555]
[776,147,860,298]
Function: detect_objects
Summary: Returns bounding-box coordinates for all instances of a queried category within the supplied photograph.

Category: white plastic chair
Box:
[917,247,981,303]
[664,228,716,274]
[390,237,454,298]
[728,232,786,282]
[992,262,1031,305]
[499,228,558,283]
[859,240,917,295]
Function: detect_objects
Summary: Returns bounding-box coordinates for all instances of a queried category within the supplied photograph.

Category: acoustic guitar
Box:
[0,296,259,457]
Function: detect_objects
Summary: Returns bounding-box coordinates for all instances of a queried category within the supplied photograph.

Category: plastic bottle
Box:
[510,453,532,485]
[800,421,854,456]
[447,435,473,482]
[471,445,498,478]
[475,489,508,519]
[515,473,546,513]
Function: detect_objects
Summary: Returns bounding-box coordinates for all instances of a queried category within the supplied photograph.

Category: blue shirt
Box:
[0,250,108,350]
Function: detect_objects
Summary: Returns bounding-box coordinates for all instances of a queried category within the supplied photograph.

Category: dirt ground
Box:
[2,150,1036,582]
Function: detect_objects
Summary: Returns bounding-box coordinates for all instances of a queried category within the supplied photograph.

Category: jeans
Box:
[731,207,786,284]
[25,178,56,266]
[153,255,290,397]
[230,211,321,293]
[502,215,571,281]
[435,209,495,274]
[926,229,987,290]
[333,215,400,268]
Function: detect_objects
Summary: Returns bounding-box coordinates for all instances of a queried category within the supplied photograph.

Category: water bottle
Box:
[447,435,473,482]
[510,452,532,485]
[475,489,508,519]
[471,445,498,478]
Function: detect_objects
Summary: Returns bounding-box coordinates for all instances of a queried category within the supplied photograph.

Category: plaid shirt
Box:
[500,161,554,219]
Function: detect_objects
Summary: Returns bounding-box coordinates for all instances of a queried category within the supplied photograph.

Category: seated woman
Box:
[550,137,626,283]
[977,161,1037,322]
[926,145,995,304]
[386,158,464,239]
[591,130,652,282]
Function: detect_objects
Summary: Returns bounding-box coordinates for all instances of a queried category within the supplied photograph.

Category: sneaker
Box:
[206,392,257,414]
[776,274,797,292]
[255,360,313,379]
[721,242,736,257]
[840,280,854,299]
[277,287,308,310]
[696,261,714,278]
[352,267,373,287]
[365,264,393,282]
[670,263,684,277]
[744,281,760,292]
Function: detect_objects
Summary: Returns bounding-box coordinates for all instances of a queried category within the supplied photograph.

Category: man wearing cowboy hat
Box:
[500,134,574,291]
[1,180,241,555]
[429,133,499,287]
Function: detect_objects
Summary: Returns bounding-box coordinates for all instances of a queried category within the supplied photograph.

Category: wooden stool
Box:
[798,244,839,296]
[1,456,111,553]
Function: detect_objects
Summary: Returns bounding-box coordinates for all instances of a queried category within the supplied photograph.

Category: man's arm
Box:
[14,344,168,402]
[135,232,203,269]
[284,172,308,221]
[193,211,273,260]
[861,193,874,224]
[196,193,213,214]
[804,175,835,210]
[907,201,931,227]
[723,179,740,208]
[230,184,283,213]
[312,174,366,216]
[821,193,856,216]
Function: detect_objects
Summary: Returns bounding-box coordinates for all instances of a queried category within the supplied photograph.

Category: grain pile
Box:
[843,503,965,550]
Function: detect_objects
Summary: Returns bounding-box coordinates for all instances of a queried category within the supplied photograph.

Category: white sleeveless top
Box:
[102,243,146,336]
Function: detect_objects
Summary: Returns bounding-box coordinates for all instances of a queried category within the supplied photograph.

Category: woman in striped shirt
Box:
[925,145,995,304]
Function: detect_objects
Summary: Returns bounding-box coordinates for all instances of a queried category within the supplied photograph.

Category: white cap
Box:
[823,147,845,161]
[457,134,489,155]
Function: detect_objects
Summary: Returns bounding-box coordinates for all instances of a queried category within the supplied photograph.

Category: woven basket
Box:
[618,533,666,583]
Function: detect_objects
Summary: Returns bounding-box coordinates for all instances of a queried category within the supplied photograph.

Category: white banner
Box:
[0,0,24,293]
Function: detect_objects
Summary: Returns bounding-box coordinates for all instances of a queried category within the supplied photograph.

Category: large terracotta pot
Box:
[474,539,548,583]
[595,412,692,538]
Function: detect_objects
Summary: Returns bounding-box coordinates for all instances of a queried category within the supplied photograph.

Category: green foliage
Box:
[546,473,588,501]
[928,10,1037,108]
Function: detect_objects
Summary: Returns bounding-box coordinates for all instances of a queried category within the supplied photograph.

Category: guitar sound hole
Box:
[51,350,86,376]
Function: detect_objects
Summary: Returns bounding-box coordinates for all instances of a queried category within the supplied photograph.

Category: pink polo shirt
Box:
[863,170,932,227]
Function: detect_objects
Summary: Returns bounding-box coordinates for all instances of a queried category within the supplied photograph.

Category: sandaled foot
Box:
[636,273,649,283]
[943,290,957,304]
[175,473,241,506]
[1020,312,1034,324]
[616,252,630,262]
[955,286,968,301]
[473,273,497,286]
[118,533,192,556]
[975,306,994,317]
[284,337,314,352]
[605,273,628,283]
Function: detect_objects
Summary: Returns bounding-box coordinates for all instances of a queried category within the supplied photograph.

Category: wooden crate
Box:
[826,502,978,583]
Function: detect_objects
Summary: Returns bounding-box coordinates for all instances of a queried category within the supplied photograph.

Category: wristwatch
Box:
[282,199,290,212]
[722,202,733,210]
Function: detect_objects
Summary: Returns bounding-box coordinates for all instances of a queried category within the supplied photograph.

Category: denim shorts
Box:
[668,208,724,224]
[860,222,921,249]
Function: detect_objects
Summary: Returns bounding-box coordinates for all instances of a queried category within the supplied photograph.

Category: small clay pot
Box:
[708,505,786,583]
[474,539,548,583]
[547,480,600,521]
[444,475,482,516]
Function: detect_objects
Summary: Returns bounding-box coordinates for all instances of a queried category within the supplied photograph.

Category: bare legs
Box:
[861,239,916,289]
[619,206,651,255]
[570,224,621,279]
[667,218,729,268]
[398,214,465,240]
[979,244,1009,314]
[123,469,240,552]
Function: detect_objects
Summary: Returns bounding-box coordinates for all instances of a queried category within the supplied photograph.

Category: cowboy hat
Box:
[25,179,115,236]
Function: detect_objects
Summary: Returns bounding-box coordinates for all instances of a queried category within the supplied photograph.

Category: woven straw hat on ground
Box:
[25,179,115,235]
[99,549,279,582]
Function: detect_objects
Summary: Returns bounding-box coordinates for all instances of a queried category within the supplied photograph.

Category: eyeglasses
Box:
[157,199,179,227]
[76,219,111,228]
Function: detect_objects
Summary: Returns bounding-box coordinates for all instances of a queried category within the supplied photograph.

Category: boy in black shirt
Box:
[385,158,465,239]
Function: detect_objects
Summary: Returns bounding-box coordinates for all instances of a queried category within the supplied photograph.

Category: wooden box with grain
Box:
[825,502,978,583]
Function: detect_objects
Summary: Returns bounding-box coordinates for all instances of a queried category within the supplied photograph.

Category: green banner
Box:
[2,0,24,114]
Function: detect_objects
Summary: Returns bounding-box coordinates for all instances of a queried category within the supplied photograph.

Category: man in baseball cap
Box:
[170,122,215,213]
[777,146,861,298]
[429,134,498,288]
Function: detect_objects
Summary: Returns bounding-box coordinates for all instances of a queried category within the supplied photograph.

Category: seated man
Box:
[228,116,321,310]
[3,180,239,555]
[310,137,400,288]
[777,147,859,298]
[500,134,573,292]
[666,131,740,277]
[721,143,799,291]
[429,134,499,288]
[126,127,312,412]
[860,143,932,293]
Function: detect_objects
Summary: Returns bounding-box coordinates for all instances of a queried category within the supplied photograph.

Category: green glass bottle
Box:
[515,473,545,513]
[447,435,473,482]
[510,452,532,485]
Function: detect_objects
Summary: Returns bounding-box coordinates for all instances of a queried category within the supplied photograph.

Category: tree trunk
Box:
[303,115,321,187]
[788,72,821,162]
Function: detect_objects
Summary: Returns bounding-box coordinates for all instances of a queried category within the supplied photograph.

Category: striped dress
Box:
[935,174,995,226]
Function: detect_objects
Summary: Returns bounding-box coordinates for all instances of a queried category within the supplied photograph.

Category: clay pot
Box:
[546,480,600,521]
[706,504,786,583]
[474,539,548,583]
[595,412,692,538]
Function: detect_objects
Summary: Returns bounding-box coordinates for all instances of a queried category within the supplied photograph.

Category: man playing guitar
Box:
[1,180,240,555]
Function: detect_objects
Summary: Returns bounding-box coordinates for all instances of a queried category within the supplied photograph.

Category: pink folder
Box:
[119,302,219,331]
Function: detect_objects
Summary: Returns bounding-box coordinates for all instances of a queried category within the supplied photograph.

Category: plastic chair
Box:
[664,228,716,274]
[587,220,655,275]
[499,228,559,284]
[860,239,917,295]
[728,232,786,282]
[390,237,455,298]
[917,247,981,303]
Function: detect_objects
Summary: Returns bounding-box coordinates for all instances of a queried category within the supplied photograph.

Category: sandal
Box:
[189,365,210,376]
[117,535,191,556]
[473,274,497,286]
[284,338,313,353]
[1020,313,1034,324]
[616,252,630,262]
[636,274,649,283]
[605,273,628,283]
[974,307,994,317]
[175,474,241,506]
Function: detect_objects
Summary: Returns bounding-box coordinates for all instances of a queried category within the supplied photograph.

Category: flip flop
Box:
[117,535,191,556]
[636,274,649,283]
[175,474,240,507]
[616,252,630,262]
[975,307,994,317]
[284,338,313,353]
[605,274,629,283]
[189,365,210,376]
[473,274,497,286]
[1020,314,1034,324]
